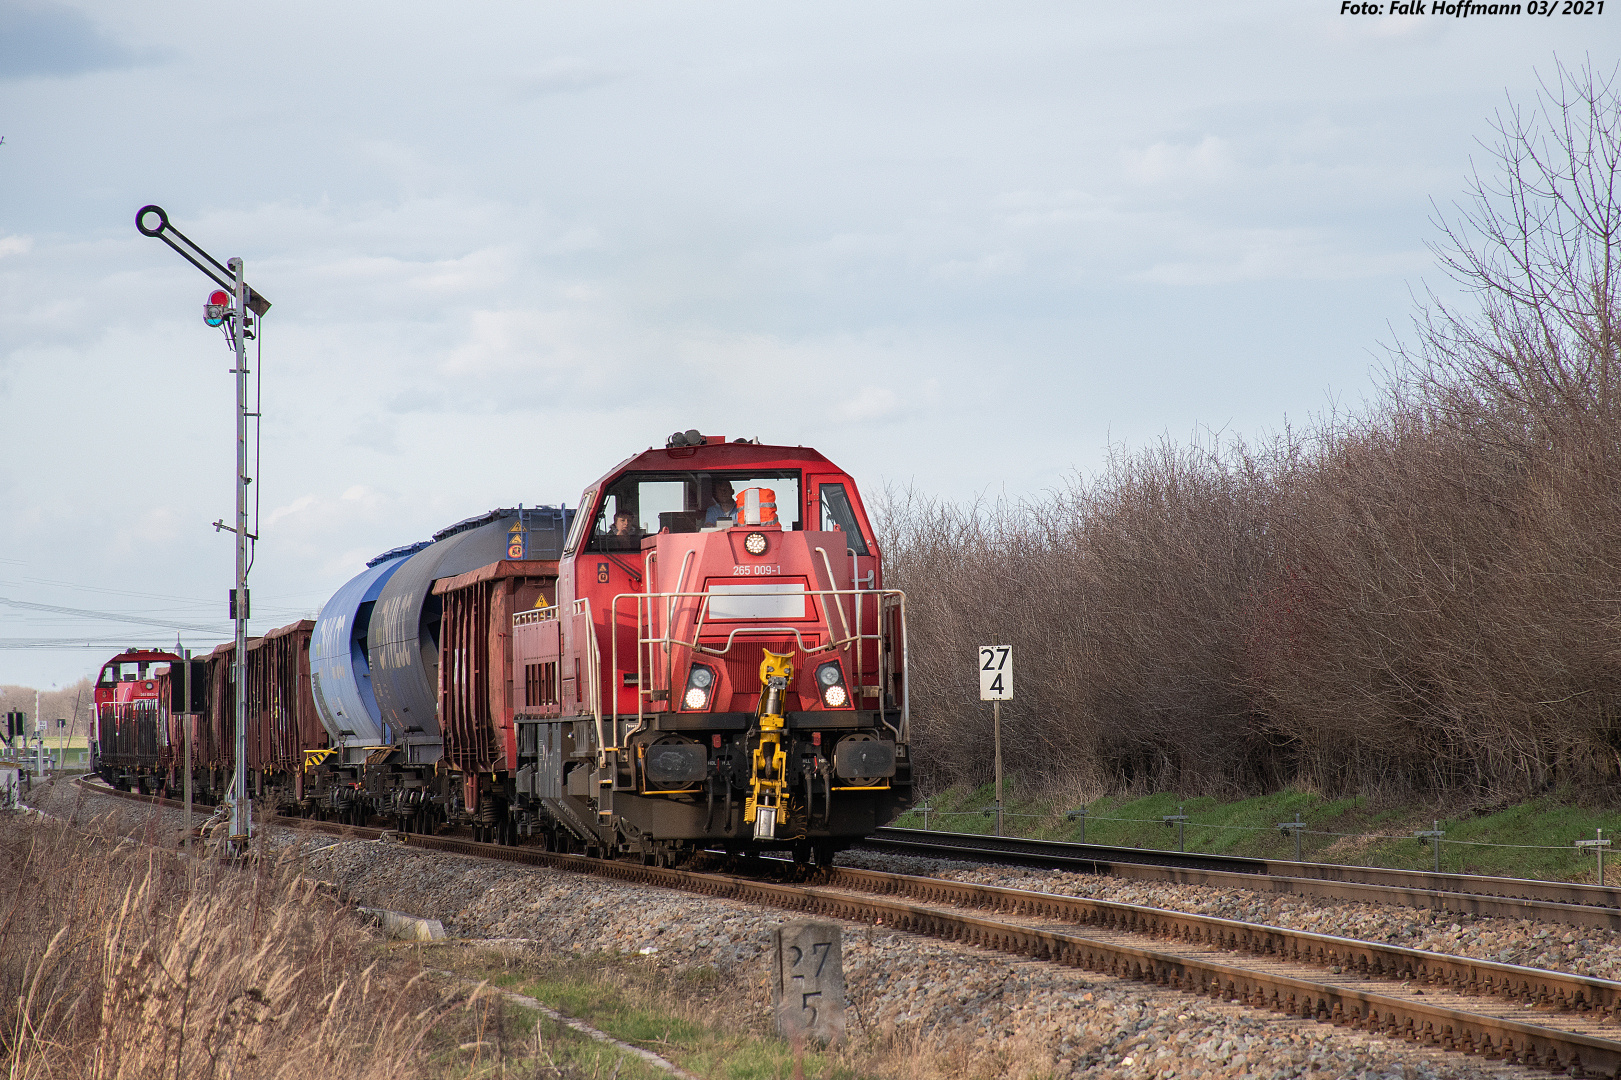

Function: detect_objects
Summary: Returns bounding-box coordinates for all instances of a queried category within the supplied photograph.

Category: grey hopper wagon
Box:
[367,508,570,764]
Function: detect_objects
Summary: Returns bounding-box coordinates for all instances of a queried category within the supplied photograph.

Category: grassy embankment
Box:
[426,943,1035,1080]
[423,945,854,1080]
[892,783,1621,883]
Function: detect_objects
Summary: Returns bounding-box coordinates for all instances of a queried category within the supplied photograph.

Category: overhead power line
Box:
[0,597,224,635]
[0,637,232,650]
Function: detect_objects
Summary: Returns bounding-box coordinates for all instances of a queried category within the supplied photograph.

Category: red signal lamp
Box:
[204,289,230,327]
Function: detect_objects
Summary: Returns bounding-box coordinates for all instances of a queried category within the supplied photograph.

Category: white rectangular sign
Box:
[978,645,1012,701]
[706,583,807,620]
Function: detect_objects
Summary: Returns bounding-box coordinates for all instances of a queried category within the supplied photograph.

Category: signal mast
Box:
[136,205,270,851]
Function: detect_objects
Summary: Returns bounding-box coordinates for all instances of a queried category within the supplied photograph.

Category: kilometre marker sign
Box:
[979,645,1012,701]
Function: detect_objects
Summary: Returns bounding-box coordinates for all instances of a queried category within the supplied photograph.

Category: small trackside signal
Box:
[204,289,230,327]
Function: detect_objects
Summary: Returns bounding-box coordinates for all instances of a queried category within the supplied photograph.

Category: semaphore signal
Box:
[135,204,271,853]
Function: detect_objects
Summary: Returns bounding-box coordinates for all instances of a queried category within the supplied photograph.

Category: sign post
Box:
[978,646,1012,837]
[1578,828,1612,885]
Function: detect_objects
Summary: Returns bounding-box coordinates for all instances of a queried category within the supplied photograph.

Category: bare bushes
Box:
[883,436,1277,798]
[0,812,439,1079]
[884,62,1621,804]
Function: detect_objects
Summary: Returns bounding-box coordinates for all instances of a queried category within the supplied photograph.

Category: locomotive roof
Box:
[101,648,184,665]
[586,439,840,492]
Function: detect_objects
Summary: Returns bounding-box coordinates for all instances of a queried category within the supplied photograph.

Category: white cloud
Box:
[513,57,621,97]
[839,386,899,422]
[1126,135,1236,185]
[928,251,1025,281]
[266,495,317,528]
[1131,227,1431,285]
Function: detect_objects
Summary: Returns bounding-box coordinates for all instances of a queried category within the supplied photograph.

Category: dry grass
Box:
[0,811,455,1079]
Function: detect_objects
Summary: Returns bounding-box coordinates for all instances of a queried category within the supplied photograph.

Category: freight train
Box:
[92,433,913,865]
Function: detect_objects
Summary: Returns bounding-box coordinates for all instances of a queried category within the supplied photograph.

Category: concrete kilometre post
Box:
[774,920,845,1047]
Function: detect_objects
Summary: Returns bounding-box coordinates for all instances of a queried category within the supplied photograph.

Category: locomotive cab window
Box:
[563,489,596,554]
[817,483,870,556]
[586,471,801,551]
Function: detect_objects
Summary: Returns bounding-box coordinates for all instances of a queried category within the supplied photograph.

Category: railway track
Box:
[72,780,1621,1074]
[862,827,1621,931]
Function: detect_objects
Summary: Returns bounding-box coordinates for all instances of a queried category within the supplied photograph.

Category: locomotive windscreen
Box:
[817,483,869,556]
[586,471,802,552]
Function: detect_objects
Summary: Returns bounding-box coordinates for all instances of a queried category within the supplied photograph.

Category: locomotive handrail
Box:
[645,547,698,663]
[515,598,604,761]
[609,585,907,738]
[880,590,909,742]
[850,545,862,698]
[812,546,854,645]
[577,597,603,761]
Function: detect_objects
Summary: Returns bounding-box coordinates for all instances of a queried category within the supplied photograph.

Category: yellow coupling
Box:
[746,650,793,839]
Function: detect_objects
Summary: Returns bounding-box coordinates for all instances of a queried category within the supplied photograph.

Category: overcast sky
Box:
[0,1,1611,689]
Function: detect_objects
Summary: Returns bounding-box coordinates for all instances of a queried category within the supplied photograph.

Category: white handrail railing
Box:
[608,584,907,736]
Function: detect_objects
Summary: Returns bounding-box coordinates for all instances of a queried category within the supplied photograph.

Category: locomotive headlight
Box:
[815,662,849,708]
[744,531,768,556]
[684,663,717,710]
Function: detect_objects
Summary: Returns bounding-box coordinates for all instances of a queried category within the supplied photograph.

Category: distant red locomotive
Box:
[92,649,179,793]
[90,433,913,865]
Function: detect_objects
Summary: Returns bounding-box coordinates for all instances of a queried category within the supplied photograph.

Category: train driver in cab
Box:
[704,479,736,527]
[612,510,641,538]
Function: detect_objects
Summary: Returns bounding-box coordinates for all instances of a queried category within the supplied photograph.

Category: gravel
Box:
[26,779,1550,1079]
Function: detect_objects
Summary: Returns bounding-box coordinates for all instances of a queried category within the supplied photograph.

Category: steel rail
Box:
[74,779,1621,1074]
[864,827,1621,930]
[826,866,1621,1016]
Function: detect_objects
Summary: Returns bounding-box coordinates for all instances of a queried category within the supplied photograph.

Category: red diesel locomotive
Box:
[498,433,912,865]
